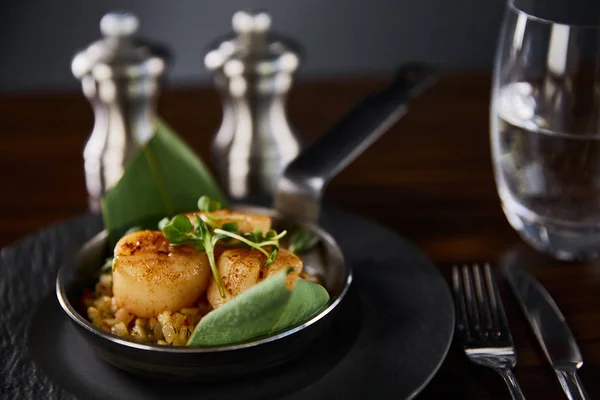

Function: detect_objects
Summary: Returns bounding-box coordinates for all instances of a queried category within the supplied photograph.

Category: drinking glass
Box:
[491,0,600,260]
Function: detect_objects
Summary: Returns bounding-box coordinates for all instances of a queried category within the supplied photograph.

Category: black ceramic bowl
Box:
[56,207,351,381]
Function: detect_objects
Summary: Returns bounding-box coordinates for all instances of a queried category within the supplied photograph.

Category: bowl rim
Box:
[56,205,352,353]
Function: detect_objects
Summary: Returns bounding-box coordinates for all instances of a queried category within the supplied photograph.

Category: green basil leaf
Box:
[187,269,330,347]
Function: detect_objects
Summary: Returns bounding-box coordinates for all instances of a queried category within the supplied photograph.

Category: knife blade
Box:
[504,264,589,400]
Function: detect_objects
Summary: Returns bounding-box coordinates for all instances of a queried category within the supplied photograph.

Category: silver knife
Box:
[504,264,589,400]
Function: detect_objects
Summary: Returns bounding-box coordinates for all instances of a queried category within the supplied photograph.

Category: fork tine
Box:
[483,263,509,338]
[472,264,493,333]
[452,266,469,337]
[461,265,481,335]
[454,263,524,399]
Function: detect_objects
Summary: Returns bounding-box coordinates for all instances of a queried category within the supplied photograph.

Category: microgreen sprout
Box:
[196,195,245,229]
[197,196,222,213]
[288,229,320,255]
[159,214,225,296]
[158,197,287,297]
[212,228,287,267]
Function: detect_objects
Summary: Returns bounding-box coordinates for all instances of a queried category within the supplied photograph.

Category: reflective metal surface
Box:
[453,264,525,400]
[57,208,349,353]
[504,264,589,400]
[56,207,349,380]
[205,10,303,201]
[72,12,170,211]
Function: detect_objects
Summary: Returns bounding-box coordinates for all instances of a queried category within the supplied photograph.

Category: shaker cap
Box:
[204,10,301,78]
[72,12,169,81]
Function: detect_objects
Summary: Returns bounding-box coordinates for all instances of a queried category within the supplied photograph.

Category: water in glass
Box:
[491,0,600,260]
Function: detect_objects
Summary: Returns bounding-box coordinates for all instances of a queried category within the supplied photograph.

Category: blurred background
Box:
[0,0,505,93]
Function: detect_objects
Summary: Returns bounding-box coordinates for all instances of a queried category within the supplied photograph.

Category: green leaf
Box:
[288,229,319,255]
[198,196,222,212]
[220,222,238,232]
[274,276,331,329]
[102,118,226,243]
[264,247,278,267]
[187,269,330,347]
[243,230,261,243]
[161,214,194,243]
[157,217,170,230]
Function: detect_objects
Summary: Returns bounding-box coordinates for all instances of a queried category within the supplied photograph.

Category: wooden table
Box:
[1,73,598,399]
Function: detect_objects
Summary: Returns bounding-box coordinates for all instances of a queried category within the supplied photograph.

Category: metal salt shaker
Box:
[72,12,169,211]
[205,10,303,202]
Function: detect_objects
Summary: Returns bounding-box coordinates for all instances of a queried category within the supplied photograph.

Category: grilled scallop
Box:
[112,230,211,318]
[185,210,271,233]
[207,248,303,309]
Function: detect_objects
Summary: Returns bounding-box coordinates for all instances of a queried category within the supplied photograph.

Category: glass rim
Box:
[508,0,600,29]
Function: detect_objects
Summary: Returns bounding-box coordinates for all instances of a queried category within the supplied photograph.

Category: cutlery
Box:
[504,264,589,400]
[453,263,526,399]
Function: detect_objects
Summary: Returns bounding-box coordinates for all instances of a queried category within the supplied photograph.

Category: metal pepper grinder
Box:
[205,10,303,202]
[72,12,169,211]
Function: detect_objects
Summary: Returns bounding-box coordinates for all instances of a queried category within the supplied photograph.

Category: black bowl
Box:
[56,208,352,381]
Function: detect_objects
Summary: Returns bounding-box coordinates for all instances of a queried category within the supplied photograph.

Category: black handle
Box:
[275,63,437,223]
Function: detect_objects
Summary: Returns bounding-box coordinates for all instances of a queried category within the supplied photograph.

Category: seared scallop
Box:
[207,248,302,309]
[112,230,211,318]
[186,210,271,233]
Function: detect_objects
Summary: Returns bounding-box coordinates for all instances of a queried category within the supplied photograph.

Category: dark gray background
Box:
[0,0,508,93]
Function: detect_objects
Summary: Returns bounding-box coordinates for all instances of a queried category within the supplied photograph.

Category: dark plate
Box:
[1,207,454,400]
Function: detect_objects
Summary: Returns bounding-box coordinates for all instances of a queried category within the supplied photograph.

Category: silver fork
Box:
[452,263,526,400]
